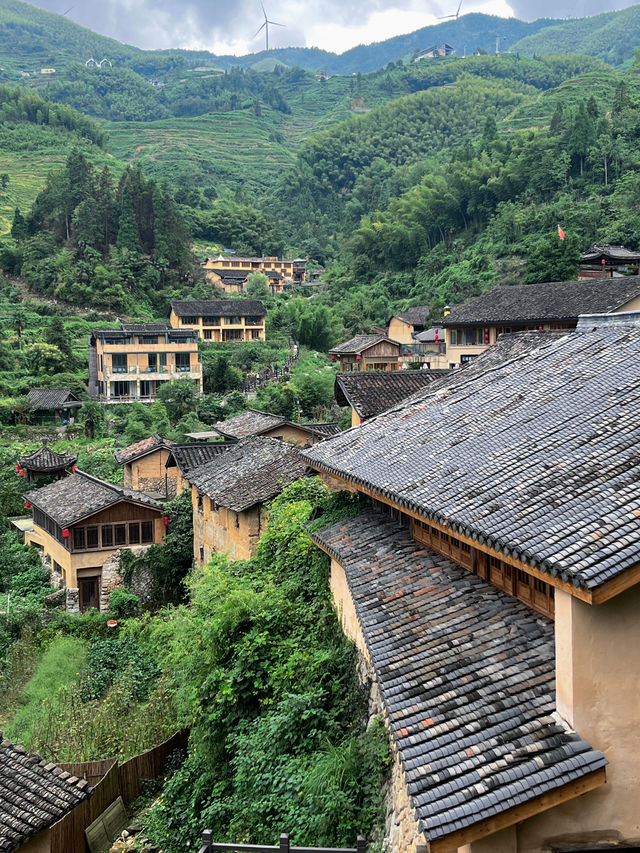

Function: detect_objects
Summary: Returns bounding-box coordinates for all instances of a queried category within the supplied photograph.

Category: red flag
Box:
[557,224,565,241]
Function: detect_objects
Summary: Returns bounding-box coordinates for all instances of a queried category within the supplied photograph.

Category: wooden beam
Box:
[591,560,640,604]
[426,768,606,853]
[315,470,593,605]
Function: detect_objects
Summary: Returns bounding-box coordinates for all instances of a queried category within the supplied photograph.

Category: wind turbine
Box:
[438,0,463,20]
[253,3,285,52]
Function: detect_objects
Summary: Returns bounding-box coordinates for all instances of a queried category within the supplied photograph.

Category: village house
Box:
[0,733,91,853]
[89,323,202,402]
[303,314,640,853]
[442,275,640,366]
[169,299,267,342]
[329,334,400,372]
[114,434,176,498]
[386,305,431,343]
[202,255,307,293]
[334,370,448,427]
[165,442,234,496]
[26,388,81,426]
[211,408,341,445]
[187,437,308,563]
[24,471,165,612]
[579,244,640,278]
[414,43,455,60]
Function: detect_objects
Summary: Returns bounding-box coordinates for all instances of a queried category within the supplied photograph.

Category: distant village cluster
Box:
[5,244,640,853]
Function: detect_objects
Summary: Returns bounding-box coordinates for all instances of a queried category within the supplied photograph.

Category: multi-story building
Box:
[202,255,306,294]
[169,299,267,342]
[25,470,165,611]
[442,275,640,366]
[89,322,201,402]
[304,314,640,853]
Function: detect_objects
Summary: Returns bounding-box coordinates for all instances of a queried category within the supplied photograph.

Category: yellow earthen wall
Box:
[124,448,177,497]
[388,317,415,344]
[192,487,263,562]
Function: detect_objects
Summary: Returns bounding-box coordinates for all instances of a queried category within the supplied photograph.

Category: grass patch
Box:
[4,634,87,747]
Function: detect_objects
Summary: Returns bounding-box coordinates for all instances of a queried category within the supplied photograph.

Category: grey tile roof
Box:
[441,276,640,326]
[186,437,309,512]
[313,512,607,845]
[166,442,234,475]
[213,409,286,440]
[114,434,174,465]
[18,441,77,472]
[120,322,171,332]
[335,371,448,420]
[581,245,640,262]
[170,299,266,317]
[0,734,91,852]
[26,389,79,410]
[390,305,430,327]
[329,334,399,355]
[26,471,161,527]
[304,323,640,591]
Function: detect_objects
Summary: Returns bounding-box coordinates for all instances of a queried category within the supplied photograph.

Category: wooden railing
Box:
[198,834,367,853]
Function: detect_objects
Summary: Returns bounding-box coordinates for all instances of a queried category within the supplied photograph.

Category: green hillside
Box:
[511,5,640,67]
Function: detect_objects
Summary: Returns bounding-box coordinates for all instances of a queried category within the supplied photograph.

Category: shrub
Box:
[109,588,141,619]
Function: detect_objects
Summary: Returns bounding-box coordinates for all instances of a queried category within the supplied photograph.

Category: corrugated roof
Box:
[313,513,607,846]
[186,437,308,512]
[26,471,161,527]
[304,322,640,591]
[335,371,447,420]
[0,734,91,853]
[441,276,640,326]
[170,299,266,317]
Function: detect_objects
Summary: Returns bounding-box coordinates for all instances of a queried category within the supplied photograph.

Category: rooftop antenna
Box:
[253,3,285,52]
[438,0,463,20]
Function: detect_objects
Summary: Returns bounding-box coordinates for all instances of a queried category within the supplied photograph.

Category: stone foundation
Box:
[66,587,79,612]
[100,547,155,610]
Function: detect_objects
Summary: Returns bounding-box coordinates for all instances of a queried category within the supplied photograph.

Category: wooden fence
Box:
[51,730,188,853]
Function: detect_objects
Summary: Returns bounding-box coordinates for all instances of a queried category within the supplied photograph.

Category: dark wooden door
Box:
[79,577,100,611]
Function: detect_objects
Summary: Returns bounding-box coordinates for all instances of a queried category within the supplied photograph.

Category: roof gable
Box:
[390,304,430,327]
[329,334,399,355]
[166,442,233,475]
[26,471,161,527]
[335,370,447,419]
[213,409,285,440]
[442,276,640,326]
[26,388,79,410]
[186,437,308,512]
[305,322,640,592]
[114,434,174,465]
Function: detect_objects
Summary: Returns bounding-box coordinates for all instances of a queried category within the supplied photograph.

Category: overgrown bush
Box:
[109,588,141,619]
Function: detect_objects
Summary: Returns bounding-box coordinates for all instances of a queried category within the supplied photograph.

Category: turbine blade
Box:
[268,20,285,26]
[261,2,267,18]
[253,21,266,37]
[456,0,463,15]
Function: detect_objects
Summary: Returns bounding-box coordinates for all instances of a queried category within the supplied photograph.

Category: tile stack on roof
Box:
[26,389,79,410]
[26,471,161,527]
[0,733,91,853]
[313,513,607,846]
[335,371,448,420]
[186,437,309,512]
[114,434,174,465]
[304,322,640,592]
[18,441,77,472]
[441,276,640,326]
[329,334,398,355]
[167,442,234,475]
[170,299,266,317]
[213,409,286,440]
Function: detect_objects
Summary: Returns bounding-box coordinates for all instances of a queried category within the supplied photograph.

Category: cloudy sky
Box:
[31,0,637,55]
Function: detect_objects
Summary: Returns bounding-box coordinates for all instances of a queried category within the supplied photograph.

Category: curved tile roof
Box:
[18,441,77,472]
[335,371,447,419]
[313,513,606,846]
[305,323,640,591]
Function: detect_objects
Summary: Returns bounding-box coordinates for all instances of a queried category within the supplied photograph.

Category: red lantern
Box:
[72,465,78,472]
[331,354,335,361]
[407,350,412,357]
[19,469,24,478]
[356,354,361,361]
[15,464,20,472]
[58,409,63,414]
[62,528,69,538]
[484,327,490,345]
[538,325,543,331]
[434,330,439,344]
[163,515,170,527]
[24,500,31,508]
[601,258,606,266]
